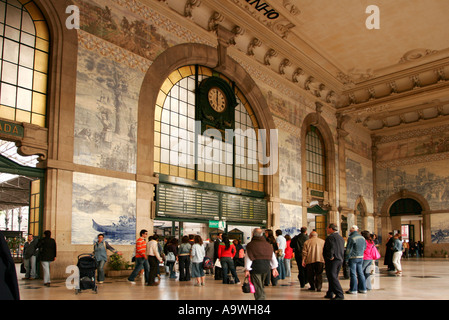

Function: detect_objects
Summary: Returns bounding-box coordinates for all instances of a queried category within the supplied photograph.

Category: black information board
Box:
[156,183,267,225]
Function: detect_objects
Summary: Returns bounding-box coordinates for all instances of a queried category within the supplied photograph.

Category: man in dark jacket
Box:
[323,223,345,300]
[245,228,279,300]
[0,231,20,300]
[290,227,308,287]
[38,230,57,286]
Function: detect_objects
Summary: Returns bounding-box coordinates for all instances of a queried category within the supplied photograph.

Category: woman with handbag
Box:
[361,230,380,290]
[218,234,240,285]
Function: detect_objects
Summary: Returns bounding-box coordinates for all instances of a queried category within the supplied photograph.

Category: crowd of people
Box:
[0,224,417,300]
[121,224,389,300]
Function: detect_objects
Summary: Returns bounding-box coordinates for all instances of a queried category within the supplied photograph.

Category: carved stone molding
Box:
[14,123,48,161]
[399,48,438,64]
[208,11,224,31]
[184,0,201,18]
[279,58,291,74]
[247,37,262,56]
[264,48,278,66]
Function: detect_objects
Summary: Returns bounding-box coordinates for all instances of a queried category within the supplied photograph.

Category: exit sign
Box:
[209,220,226,229]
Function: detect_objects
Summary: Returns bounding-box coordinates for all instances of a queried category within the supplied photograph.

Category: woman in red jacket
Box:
[218,234,240,284]
[284,235,294,277]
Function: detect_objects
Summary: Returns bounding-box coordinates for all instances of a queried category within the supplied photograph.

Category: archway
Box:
[380,189,430,255]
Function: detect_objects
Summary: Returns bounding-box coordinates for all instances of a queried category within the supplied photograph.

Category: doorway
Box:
[0,140,45,260]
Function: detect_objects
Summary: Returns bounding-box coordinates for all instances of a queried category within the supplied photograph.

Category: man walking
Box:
[302,231,325,292]
[323,223,345,300]
[244,228,279,300]
[345,225,367,294]
[128,229,149,284]
[290,227,308,287]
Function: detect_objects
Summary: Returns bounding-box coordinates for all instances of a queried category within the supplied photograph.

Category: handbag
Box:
[215,258,222,268]
[242,275,255,294]
[371,245,381,260]
[203,256,214,269]
[166,251,176,262]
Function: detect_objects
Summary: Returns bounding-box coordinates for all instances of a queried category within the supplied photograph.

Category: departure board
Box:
[156,183,267,225]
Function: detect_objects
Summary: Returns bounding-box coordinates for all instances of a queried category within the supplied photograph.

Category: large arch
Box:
[379,189,431,255]
[380,189,430,216]
[136,43,279,228]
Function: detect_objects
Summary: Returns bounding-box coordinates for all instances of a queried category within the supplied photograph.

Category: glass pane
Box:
[5,4,21,29]
[1,61,17,84]
[18,43,34,67]
[16,87,32,110]
[32,91,46,114]
[20,31,35,46]
[0,2,5,24]
[3,38,19,63]
[4,24,19,40]
[18,65,33,88]
[0,82,16,106]
[20,9,35,34]
[33,70,46,93]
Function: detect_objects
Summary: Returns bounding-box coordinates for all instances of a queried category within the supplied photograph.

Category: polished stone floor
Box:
[16,258,449,300]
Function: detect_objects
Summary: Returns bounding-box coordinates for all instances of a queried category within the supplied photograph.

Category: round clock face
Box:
[208,87,227,113]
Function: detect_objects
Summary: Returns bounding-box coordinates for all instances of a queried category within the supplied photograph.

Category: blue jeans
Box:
[97,260,106,282]
[41,261,52,284]
[362,259,373,290]
[348,258,366,293]
[277,257,285,280]
[220,257,240,284]
[167,261,176,278]
[128,257,149,282]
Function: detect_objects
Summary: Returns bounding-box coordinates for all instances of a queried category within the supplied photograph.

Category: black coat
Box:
[323,232,345,262]
[38,237,57,261]
[0,231,20,300]
[290,233,309,257]
[384,237,394,266]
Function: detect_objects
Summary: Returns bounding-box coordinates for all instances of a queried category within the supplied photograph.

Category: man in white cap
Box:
[345,225,367,294]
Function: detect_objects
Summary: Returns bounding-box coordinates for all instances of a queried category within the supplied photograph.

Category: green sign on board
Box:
[209,220,226,229]
[0,120,24,138]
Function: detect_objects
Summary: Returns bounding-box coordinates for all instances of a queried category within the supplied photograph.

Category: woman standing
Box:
[218,234,240,284]
[284,234,293,277]
[392,234,403,275]
[361,231,376,290]
[191,235,206,286]
[164,238,178,279]
[178,236,192,281]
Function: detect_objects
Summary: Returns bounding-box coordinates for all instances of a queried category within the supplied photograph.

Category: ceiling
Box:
[154,0,449,132]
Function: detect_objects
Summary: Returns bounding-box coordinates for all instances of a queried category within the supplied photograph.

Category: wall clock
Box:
[208,87,227,113]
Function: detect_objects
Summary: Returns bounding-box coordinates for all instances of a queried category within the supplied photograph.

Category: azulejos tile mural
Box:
[72,172,136,245]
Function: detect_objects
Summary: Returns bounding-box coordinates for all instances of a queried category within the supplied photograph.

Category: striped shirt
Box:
[135,237,146,258]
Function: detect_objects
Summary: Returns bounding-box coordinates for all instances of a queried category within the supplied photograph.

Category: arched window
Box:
[153,65,263,192]
[0,0,49,127]
[305,126,326,192]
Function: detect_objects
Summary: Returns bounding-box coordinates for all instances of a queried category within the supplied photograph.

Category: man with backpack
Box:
[290,227,309,288]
